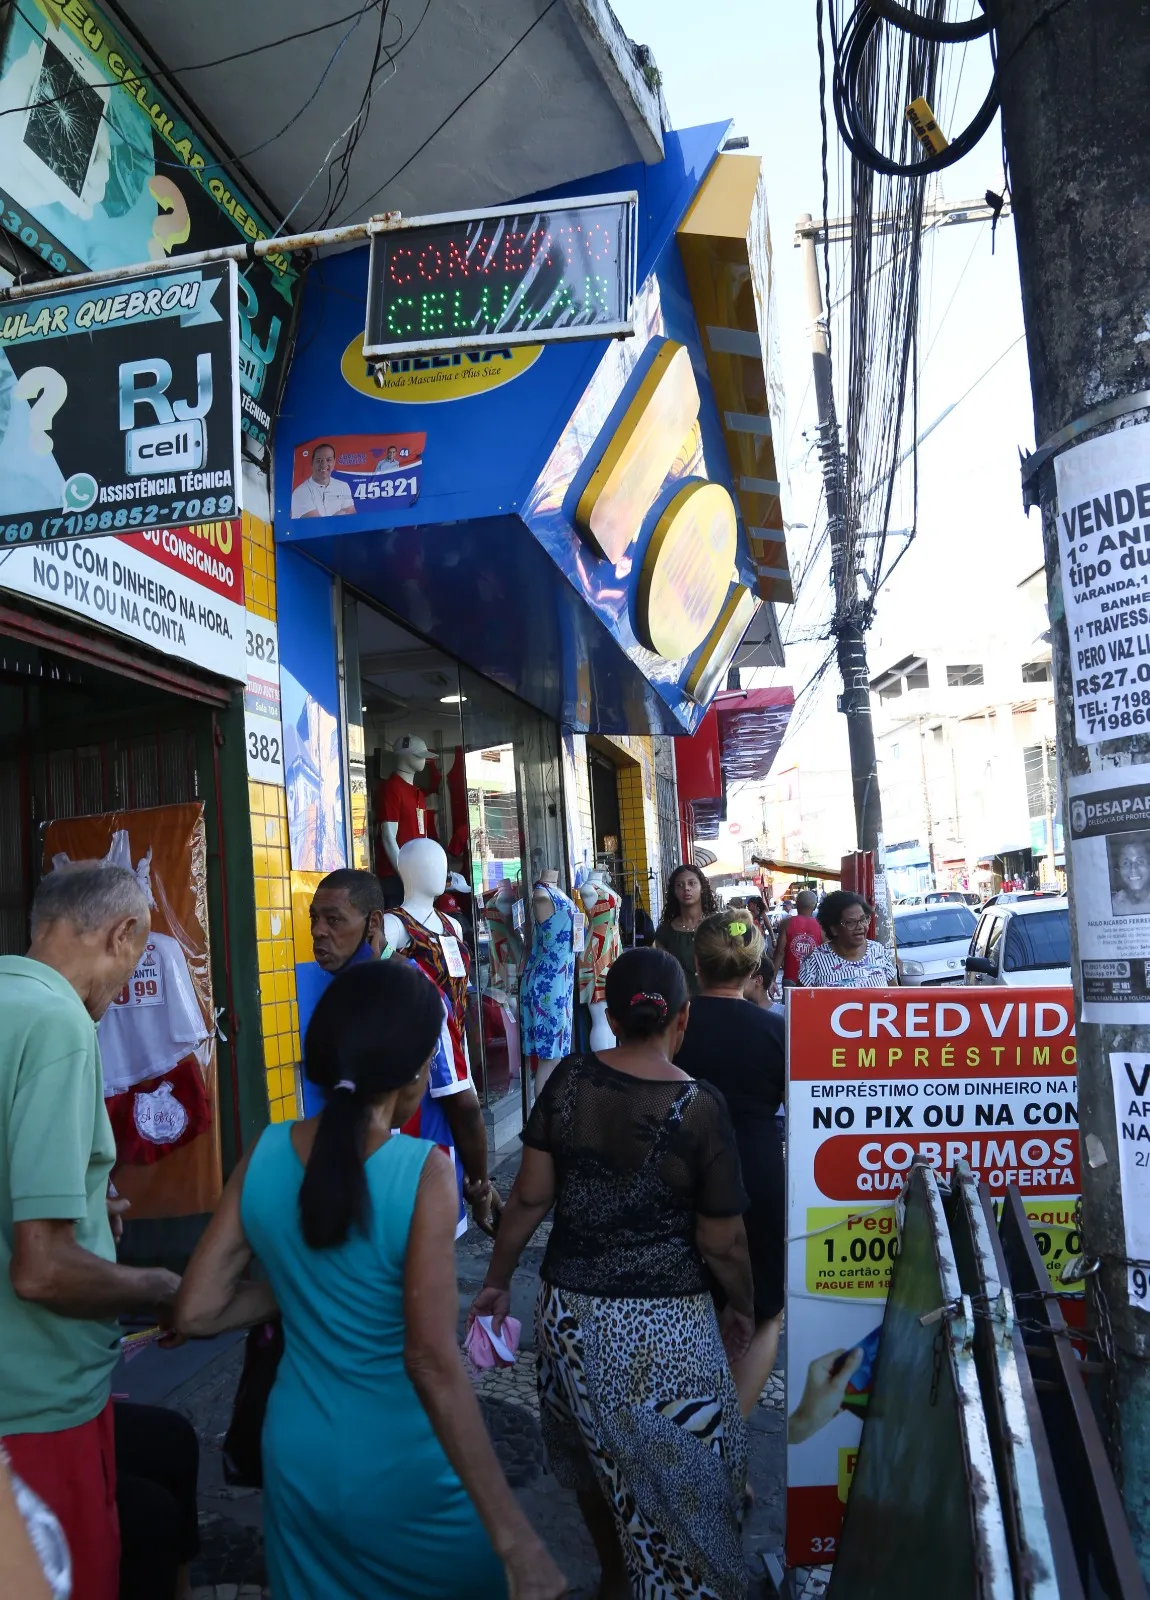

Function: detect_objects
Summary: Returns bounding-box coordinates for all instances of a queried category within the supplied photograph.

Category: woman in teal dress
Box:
[175,960,564,1600]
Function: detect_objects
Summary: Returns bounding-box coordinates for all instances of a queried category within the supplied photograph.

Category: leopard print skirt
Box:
[535,1282,748,1599]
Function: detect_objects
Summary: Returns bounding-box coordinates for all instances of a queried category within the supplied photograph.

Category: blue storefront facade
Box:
[270,122,789,1138]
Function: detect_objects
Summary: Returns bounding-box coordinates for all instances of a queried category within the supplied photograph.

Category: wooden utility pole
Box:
[995,0,1150,1568]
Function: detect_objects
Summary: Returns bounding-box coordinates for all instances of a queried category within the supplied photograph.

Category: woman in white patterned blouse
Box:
[797,891,898,987]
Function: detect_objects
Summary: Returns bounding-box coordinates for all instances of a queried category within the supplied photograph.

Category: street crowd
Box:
[0,858,890,1599]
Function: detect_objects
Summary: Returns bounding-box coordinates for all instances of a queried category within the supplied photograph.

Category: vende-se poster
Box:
[785,987,1080,1568]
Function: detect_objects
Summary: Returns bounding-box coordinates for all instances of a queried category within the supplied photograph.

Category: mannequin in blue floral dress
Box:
[521,877,577,1091]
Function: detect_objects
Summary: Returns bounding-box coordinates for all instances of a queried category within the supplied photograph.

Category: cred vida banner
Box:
[785,987,1080,1569]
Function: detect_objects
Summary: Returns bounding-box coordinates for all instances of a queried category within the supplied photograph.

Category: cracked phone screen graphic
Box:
[24,41,102,197]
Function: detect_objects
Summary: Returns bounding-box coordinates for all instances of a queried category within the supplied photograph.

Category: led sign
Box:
[364,193,637,359]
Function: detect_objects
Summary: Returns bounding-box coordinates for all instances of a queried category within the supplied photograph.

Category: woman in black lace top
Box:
[470,947,754,1600]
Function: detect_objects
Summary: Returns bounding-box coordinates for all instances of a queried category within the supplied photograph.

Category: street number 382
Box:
[247,730,281,766]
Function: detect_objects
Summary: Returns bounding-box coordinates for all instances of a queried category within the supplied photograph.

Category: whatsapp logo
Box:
[62,473,98,513]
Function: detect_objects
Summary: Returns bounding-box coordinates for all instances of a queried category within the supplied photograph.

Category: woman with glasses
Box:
[676,913,786,1416]
[796,891,897,988]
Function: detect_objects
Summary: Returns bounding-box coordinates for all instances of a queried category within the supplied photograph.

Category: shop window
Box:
[946,664,984,687]
[1022,660,1052,683]
[344,595,565,1124]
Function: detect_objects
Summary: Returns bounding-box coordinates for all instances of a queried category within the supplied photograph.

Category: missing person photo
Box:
[1107,830,1150,916]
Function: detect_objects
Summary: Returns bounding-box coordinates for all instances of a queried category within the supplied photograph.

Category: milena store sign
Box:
[786,989,1080,1570]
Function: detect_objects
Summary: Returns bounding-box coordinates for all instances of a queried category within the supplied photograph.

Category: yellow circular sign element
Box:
[637,480,738,660]
[341,333,543,404]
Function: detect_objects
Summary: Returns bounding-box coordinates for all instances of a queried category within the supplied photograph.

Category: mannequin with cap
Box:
[378,734,434,874]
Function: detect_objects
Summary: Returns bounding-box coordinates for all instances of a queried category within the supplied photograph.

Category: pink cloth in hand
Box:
[465,1315,521,1370]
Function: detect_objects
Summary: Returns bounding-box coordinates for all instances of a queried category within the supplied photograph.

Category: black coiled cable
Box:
[832,0,1000,177]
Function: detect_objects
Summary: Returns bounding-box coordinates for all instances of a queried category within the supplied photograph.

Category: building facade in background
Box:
[870,568,1059,899]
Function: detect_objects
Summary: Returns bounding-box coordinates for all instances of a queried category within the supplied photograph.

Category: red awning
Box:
[713,687,795,783]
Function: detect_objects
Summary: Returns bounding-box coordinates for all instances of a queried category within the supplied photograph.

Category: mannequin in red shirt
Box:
[377,735,434,872]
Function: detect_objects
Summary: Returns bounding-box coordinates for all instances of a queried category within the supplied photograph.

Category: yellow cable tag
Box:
[906,97,948,156]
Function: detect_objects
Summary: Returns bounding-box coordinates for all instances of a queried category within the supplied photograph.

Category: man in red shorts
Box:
[1,863,181,1600]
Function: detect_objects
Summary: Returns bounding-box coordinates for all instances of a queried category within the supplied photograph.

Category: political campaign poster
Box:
[0,0,299,451]
[0,261,240,548]
[785,987,1080,1568]
[1051,421,1150,746]
[1109,1050,1150,1308]
[43,804,222,1218]
[1067,764,1150,1022]
[290,433,426,520]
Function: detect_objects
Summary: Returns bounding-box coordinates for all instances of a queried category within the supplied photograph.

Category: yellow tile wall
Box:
[577,735,665,915]
[244,512,302,1124]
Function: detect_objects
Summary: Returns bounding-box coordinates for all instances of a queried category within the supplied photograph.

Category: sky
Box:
[611,0,1045,857]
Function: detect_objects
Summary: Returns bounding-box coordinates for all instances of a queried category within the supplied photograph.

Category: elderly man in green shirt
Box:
[1,862,181,1600]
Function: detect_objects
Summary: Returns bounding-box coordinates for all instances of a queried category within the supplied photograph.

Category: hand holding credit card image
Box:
[788,1325,882,1444]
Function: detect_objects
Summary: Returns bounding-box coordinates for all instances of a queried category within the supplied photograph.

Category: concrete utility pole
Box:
[798,216,887,877]
[995,0,1150,1567]
[795,199,1007,921]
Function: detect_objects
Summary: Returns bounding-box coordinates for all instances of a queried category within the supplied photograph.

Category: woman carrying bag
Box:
[175,960,564,1600]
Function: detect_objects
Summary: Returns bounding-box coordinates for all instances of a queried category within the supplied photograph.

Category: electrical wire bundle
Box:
[814,0,1004,647]
[832,0,999,177]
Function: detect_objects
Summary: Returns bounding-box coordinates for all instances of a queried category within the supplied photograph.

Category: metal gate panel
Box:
[829,1161,1013,1600]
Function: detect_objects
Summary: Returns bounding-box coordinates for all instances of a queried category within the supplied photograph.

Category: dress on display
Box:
[482,888,522,988]
[576,882,622,1007]
[391,908,471,1080]
[520,883,577,1061]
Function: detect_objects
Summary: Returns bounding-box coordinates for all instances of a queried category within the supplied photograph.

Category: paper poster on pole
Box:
[1052,422,1150,746]
[1067,766,1150,1021]
[1109,1051,1150,1305]
[785,987,1080,1569]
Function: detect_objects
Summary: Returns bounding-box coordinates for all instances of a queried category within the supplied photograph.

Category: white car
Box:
[893,905,978,985]
[964,898,1071,987]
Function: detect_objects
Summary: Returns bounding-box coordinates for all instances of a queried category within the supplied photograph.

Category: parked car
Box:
[894,894,925,908]
[924,890,981,907]
[964,898,1071,987]
[893,904,978,985]
[981,890,1061,910]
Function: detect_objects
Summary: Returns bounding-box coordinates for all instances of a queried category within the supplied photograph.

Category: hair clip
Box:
[630,990,668,1018]
[727,919,753,941]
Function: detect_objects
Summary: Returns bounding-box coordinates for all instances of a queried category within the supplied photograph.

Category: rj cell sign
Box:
[0,261,241,544]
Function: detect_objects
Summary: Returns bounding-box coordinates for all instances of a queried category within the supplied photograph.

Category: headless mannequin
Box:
[380,735,433,874]
[531,869,562,1094]
[383,838,462,956]
[578,871,617,1052]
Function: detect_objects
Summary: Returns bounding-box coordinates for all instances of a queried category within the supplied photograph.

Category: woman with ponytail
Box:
[470,946,753,1600]
[174,961,564,1600]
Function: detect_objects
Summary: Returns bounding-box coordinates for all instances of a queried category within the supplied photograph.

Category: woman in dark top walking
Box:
[653,863,718,996]
[676,912,786,1416]
[471,947,754,1600]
